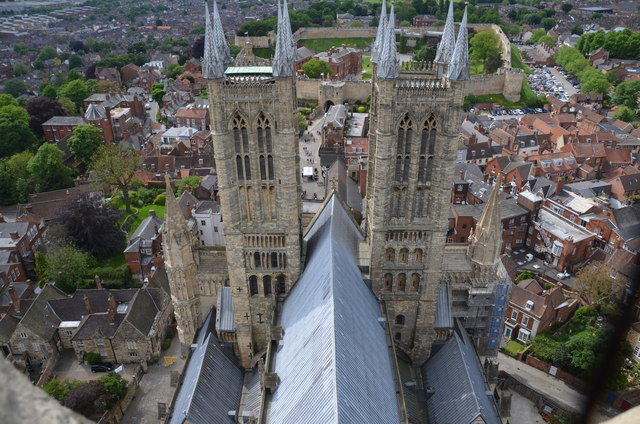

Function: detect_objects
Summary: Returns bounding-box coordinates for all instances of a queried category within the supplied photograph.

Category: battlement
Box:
[222,77,276,97]
[399,61,437,73]
[394,78,451,98]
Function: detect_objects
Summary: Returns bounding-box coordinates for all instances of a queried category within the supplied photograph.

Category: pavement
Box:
[509,390,547,424]
[120,336,186,424]
[299,116,327,202]
[53,349,138,383]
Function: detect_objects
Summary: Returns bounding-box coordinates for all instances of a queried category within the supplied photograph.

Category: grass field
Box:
[253,47,274,59]
[95,252,126,269]
[470,61,484,76]
[362,54,372,80]
[511,45,533,74]
[120,204,166,235]
[298,37,374,53]
[503,340,525,357]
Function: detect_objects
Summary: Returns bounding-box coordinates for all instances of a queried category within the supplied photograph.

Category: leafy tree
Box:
[0,105,36,157]
[64,380,112,418]
[237,18,277,36]
[33,59,45,70]
[541,18,556,31]
[90,145,140,213]
[25,97,66,136]
[2,151,33,204]
[127,41,148,55]
[538,35,556,47]
[0,94,17,108]
[59,194,125,256]
[166,63,185,80]
[176,175,203,196]
[613,106,636,123]
[84,352,101,364]
[43,378,85,404]
[41,83,58,99]
[580,69,610,95]
[67,125,103,163]
[155,18,163,27]
[302,59,331,79]
[40,244,96,293]
[97,372,128,400]
[38,45,57,61]
[189,25,205,35]
[574,263,621,304]
[151,86,166,105]
[561,3,573,14]
[412,46,436,63]
[515,270,536,283]
[191,36,205,59]
[27,143,74,193]
[13,62,28,76]
[530,29,546,44]
[297,111,308,134]
[565,329,605,374]
[57,79,91,111]
[571,25,583,36]
[69,40,85,52]
[58,97,78,115]
[470,30,501,74]
[613,81,640,109]
[485,51,504,74]
[3,79,29,97]
[68,55,83,70]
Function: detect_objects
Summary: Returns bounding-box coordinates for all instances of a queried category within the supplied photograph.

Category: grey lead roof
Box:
[267,192,401,424]
[215,286,235,333]
[447,6,470,81]
[202,1,224,79]
[434,0,455,64]
[377,3,399,79]
[435,284,453,329]
[422,325,502,424]
[169,331,243,424]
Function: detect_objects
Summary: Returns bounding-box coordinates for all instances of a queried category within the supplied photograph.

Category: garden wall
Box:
[524,355,587,390]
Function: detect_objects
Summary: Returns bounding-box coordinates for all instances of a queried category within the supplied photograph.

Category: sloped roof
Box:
[423,326,501,424]
[268,192,400,424]
[435,284,452,329]
[17,284,66,340]
[170,323,243,424]
[122,289,161,336]
[48,289,136,321]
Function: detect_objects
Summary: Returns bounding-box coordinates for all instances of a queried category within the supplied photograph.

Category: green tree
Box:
[0,105,36,157]
[38,45,57,61]
[57,79,91,110]
[412,46,436,62]
[349,20,364,27]
[470,30,501,74]
[5,151,33,203]
[613,81,640,109]
[90,145,140,213]
[580,69,610,95]
[40,245,95,293]
[561,3,573,14]
[151,86,166,105]
[0,94,17,108]
[64,380,112,418]
[68,55,83,70]
[13,62,28,76]
[41,83,57,99]
[485,51,504,74]
[166,63,185,80]
[574,262,621,304]
[67,125,103,163]
[3,79,29,97]
[301,59,331,79]
[530,29,546,44]
[571,25,583,36]
[27,143,74,193]
[58,97,77,115]
[97,372,128,400]
[541,18,556,31]
[177,175,203,196]
[297,111,307,134]
[84,352,101,364]
[43,378,86,404]
[613,106,636,123]
[538,35,556,47]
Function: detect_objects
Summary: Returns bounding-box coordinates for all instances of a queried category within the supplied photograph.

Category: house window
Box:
[99,349,108,357]
[634,345,640,359]
[516,239,523,245]
[517,328,530,342]
[508,231,514,236]
[511,310,519,320]
[96,339,105,347]
[129,352,138,357]
[200,230,203,235]
[32,343,40,352]
[76,341,84,348]
[522,315,530,327]
[462,224,467,229]
[395,332,402,341]
[126,341,137,350]
[200,220,206,226]
[17,343,25,352]
[19,332,28,339]
[65,330,73,336]
[214,226,218,232]
[395,315,405,325]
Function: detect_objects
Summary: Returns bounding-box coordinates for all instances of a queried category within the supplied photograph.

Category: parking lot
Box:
[527,65,580,102]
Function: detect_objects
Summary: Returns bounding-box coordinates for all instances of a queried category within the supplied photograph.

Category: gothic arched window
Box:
[419,115,437,185]
[384,273,393,291]
[396,115,413,183]
[236,155,244,181]
[249,276,258,296]
[254,252,261,268]
[395,315,405,325]
[267,155,274,180]
[397,273,406,292]
[270,252,278,268]
[399,248,409,263]
[259,156,266,180]
[385,248,395,263]
[276,275,286,295]
[244,156,252,180]
[232,114,248,154]
[410,274,420,291]
[414,249,423,263]
[263,275,272,296]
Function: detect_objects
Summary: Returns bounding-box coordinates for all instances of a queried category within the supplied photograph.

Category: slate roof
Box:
[42,116,87,126]
[170,313,243,424]
[422,325,501,424]
[72,314,126,340]
[267,192,400,424]
[563,180,611,198]
[16,284,66,340]
[0,314,20,344]
[177,191,199,220]
[215,286,234,333]
[48,289,136,322]
[435,284,452,329]
[612,204,640,242]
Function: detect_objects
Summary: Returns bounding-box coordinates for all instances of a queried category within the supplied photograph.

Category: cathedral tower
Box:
[468,174,503,277]
[204,0,301,368]
[162,174,202,348]
[367,3,469,364]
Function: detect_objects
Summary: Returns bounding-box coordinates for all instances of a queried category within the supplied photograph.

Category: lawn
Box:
[298,37,374,53]
[503,340,525,357]
[95,252,126,269]
[511,45,533,74]
[253,47,274,59]
[362,54,372,80]
[120,204,166,236]
[470,61,484,76]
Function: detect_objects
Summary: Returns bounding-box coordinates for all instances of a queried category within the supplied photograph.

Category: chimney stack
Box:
[94,275,103,290]
[149,209,156,217]
[10,232,19,240]
[83,294,92,315]
[8,284,20,313]
[107,294,117,324]
[459,168,465,180]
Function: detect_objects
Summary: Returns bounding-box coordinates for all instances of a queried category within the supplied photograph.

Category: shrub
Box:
[161,338,172,351]
[154,193,166,206]
[43,378,86,404]
[91,265,132,286]
[357,106,366,113]
[84,352,101,364]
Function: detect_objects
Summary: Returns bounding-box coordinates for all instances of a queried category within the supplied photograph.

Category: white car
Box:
[145,103,151,110]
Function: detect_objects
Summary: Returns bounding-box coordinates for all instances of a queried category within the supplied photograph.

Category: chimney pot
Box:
[149,209,156,217]
[8,284,20,313]
[107,294,117,324]
[10,232,19,240]
[83,294,92,315]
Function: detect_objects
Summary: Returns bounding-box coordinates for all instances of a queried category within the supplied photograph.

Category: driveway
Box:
[548,67,579,97]
[53,349,137,383]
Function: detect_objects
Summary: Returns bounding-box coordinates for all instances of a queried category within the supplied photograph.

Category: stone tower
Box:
[162,174,202,348]
[366,3,469,364]
[468,174,503,277]
[204,0,301,368]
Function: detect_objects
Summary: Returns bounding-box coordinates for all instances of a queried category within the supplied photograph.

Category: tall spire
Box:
[469,174,503,267]
[434,0,455,64]
[371,0,387,64]
[202,1,224,79]
[272,0,295,77]
[163,174,190,237]
[447,5,470,81]
[212,0,231,64]
[376,2,398,79]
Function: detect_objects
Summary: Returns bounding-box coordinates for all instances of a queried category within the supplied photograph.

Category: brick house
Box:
[0,220,43,281]
[0,282,35,316]
[314,46,362,80]
[322,104,347,149]
[95,67,122,87]
[607,174,640,202]
[41,116,87,143]
[413,14,437,27]
[175,107,209,131]
[560,143,607,174]
[504,279,579,342]
[525,151,580,182]
[628,322,640,363]
[124,210,164,276]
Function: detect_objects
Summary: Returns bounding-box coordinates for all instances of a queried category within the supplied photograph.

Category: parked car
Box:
[91,363,114,373]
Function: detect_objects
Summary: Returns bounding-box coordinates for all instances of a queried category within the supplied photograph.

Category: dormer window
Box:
[525,300,534,311]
